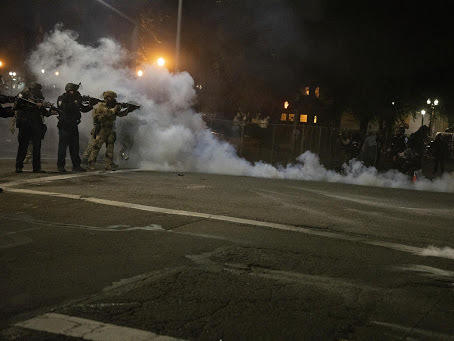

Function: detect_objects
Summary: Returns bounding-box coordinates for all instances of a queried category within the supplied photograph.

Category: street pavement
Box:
[0,159,454,340]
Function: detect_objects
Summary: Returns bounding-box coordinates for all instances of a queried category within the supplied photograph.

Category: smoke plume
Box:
[24,27,454,193]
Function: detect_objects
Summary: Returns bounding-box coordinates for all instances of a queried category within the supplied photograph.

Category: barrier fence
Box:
[207,119,348,167]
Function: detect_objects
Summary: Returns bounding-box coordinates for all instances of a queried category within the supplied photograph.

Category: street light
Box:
[137,69,144,77]
[0,60,3,68]
[426,98,439,135]
[55,71,60,76]
[175,0,183,72]
[157,57,166,67]
[421,109,426,126]
[41,69,45,74]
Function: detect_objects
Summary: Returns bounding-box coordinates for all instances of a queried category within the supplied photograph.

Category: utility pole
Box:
[175,0,183,72]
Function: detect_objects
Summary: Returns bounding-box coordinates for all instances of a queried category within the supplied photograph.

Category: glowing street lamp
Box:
[41,69,45,74]
[0,60,3,68]
[157,57,165,67]
[426,98,439,135]
[421,109,426,126]
[137,69,144,77]
[55,71,60,76]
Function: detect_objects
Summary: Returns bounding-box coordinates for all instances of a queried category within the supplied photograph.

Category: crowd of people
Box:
[0,82,139,173]
[343,125,452,176]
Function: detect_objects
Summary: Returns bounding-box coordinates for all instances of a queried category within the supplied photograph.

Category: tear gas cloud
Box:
[23,27,454,193]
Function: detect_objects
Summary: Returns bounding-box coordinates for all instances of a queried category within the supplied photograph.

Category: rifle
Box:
[0,94,16,104]
[16,95,60,116]
[81,95,140,112]
[81,95,103,107]
[119,102,141,112]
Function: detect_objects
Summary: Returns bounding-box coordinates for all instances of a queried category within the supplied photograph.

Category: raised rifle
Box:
[0,94,16,104]
[81,96,140,112]
[81,95,103,107]
[119,102,141,112]
[16,95,60,116]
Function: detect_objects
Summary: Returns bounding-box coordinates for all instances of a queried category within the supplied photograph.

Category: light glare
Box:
[157,57,165,67]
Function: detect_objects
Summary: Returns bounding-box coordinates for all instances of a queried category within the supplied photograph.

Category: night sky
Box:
[1,0,453,119]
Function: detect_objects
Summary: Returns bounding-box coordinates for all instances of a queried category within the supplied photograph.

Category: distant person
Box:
[408,125,429,170]
[390,127,407,160]
[0,93,15,118]
[360,132,378,167]
[431,133,449,175]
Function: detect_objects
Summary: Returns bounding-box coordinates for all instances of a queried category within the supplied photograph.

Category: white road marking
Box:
[1,169,136,188]
[289,186,454,216]
[15,313,184,340]
[370,320,454,340]
[397,264,454,279]
[1,172,101,188]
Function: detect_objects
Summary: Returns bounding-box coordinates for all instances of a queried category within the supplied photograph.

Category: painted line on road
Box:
[15,313,184,340]
[4,186,454,260]
[1,169,138,188]
[370,320,454,340]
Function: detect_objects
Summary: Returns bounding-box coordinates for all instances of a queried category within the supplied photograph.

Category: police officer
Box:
[14,82,52,173]
[56,83,93,172]
[88,91,133,170]
[0,94,15,118]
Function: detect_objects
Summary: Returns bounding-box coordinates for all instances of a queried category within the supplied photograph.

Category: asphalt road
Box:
[1,159,454,340]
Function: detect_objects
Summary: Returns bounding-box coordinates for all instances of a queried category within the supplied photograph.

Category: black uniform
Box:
[408,125,429,170]
[432,133,449,175]
[0,94,15,118]
[14,87,50,172]
[56,90,92,171]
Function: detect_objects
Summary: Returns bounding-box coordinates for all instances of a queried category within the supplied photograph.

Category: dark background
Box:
[1,0,453,123]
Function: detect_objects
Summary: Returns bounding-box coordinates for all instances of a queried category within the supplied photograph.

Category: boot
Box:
[88,162,96,171]
[72,166,87,172]
[105,163,118,171]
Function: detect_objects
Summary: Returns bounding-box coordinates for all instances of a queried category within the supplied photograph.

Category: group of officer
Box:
[0,82,138,173]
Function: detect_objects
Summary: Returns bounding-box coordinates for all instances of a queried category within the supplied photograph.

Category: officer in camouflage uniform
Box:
[81,126,97,165]
[88,91,132,171]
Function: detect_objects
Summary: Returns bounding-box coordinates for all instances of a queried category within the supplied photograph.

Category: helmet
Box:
[28,82,42,91]
[65,83,80,92]
[102,91,117,99]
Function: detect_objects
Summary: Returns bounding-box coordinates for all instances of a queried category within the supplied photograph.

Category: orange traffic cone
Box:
[412,171,417,183]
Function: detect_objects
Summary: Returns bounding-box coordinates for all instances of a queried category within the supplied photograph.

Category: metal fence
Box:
[206,119,348,167]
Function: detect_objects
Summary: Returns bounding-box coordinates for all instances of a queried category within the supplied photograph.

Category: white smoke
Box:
[25,26,454,193]
[420,246,454,260]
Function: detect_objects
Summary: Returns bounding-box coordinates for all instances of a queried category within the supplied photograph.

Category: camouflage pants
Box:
[82,135,96,163]
[88,128,116,167]
[24,144,33,163]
